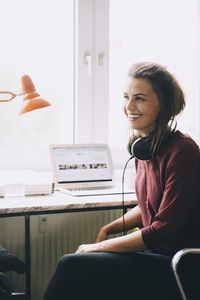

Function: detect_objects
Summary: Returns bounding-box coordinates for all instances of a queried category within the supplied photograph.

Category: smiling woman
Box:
[42,61,200,300]
[124,62,186,158]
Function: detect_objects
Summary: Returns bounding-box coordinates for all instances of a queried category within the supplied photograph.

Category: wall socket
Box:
[39,216,47,233]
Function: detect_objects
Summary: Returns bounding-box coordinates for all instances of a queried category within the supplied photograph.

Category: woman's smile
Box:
[127,113,142,121]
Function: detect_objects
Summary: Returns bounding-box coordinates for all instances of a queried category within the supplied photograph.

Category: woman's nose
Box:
[126,98,136,110]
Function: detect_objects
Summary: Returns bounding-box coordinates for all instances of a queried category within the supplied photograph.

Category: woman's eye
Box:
[135,96,144,101]
[123,95,130,101]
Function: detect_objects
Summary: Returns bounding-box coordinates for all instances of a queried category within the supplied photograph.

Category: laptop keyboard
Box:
[67,186,113,192]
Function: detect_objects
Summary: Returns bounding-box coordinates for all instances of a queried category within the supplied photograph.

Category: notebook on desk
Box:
[49,144,135,197]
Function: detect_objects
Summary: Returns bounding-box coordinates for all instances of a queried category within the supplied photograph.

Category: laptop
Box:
[49,144,135,196]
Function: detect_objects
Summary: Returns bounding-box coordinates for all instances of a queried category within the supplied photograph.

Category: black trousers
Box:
[43,251,181,300]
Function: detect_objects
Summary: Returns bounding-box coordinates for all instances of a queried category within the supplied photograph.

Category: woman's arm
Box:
[76,229,147,253]
[76,205,146,253]
[94,205,143,243]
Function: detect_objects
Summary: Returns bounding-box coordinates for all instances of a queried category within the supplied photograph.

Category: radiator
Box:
[0,209,122,300]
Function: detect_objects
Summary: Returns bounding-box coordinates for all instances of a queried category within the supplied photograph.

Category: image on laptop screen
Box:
[52,145,113,184]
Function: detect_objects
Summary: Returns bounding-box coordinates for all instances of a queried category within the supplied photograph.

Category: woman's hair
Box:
[127,62,185,158]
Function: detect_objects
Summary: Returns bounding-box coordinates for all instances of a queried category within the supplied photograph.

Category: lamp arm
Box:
[0,91,23,102]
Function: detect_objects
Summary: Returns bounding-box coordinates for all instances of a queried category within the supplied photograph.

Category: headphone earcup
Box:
[131,137,152,160]
[131,132,173,160]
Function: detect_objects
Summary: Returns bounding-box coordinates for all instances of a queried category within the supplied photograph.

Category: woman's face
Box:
[124,78,160,136]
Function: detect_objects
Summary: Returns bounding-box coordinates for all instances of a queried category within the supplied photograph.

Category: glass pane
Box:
[0,0,74,146]
[109,0,199,148]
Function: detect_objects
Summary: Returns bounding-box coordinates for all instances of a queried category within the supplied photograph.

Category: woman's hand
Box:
[76,242,103,253]
[76,226,109,253]
[76,230,146,254]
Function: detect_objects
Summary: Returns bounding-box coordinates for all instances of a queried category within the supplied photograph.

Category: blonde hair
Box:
[127,62,185,158]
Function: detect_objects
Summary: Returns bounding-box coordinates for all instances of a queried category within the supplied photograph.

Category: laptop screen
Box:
[52,145,113,183]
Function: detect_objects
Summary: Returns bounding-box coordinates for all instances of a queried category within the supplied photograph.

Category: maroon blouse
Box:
[135,131,200,255]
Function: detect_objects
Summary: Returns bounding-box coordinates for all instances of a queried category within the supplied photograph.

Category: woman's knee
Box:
[57,253,90,273]
[57,253,78,272]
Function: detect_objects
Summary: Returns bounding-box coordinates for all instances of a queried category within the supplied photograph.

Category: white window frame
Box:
[74,0,109,143]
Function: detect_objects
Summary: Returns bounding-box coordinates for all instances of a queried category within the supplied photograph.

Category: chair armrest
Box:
[172,248,200,300]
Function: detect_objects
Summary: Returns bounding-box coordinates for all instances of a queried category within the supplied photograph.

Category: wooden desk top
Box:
[0,191,137,216]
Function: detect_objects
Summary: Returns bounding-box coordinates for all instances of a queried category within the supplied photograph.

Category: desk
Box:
[0,191,137,300]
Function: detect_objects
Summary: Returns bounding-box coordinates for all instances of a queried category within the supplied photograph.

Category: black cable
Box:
[122,156,134,236]
[121,136,151,236]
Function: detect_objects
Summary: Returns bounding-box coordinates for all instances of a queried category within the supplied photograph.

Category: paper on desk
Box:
[0,170,54,197]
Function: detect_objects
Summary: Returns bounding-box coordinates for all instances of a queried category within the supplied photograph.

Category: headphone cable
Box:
[122,156,134,236]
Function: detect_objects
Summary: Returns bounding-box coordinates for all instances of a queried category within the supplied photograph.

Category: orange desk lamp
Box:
[0,75,51,114]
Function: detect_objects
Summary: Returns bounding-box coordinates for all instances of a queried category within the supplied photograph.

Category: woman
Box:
[43,62,200,300]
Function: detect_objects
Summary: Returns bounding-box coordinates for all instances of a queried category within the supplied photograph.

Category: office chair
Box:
[0,245,26,299]
[172,248,200,300]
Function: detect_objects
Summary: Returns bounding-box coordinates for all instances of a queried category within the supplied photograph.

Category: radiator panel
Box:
[0,209,122,300]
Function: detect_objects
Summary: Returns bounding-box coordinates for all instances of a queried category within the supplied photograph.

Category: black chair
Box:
[0,245,26,299]
[172,248,200,300]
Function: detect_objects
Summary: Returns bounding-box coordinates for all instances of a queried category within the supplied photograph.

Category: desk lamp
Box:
[0,75,51,114]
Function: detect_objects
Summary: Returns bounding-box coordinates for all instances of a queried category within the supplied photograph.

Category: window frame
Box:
[74,0,109,143]
[0,0,110,171]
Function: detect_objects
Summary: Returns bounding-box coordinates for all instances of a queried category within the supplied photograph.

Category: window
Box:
[109,0,200,149]
[1,0,199,170]
[0,0,74,147]
[0,0,109,170]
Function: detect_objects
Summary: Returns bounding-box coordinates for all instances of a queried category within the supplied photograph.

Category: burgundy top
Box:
[135,131,200,256]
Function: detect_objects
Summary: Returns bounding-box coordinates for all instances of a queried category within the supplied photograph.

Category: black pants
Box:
[43,251,181,300]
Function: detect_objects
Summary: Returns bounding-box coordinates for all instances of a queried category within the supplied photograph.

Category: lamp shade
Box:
[19,75,51,115]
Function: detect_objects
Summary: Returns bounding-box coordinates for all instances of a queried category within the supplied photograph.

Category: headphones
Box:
[130,136,153,160]
[130,131,174,160]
